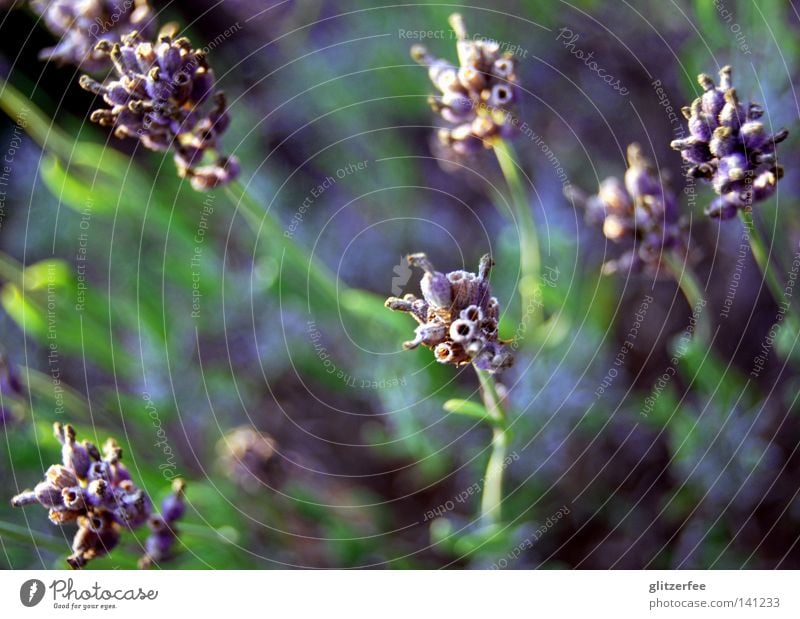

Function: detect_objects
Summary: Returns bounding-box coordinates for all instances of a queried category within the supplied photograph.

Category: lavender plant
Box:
[386,253,512,527]
[567,143,686,276]
[31,0,156,71]
[79,26,239,190]
[10,422,185,568]
[567,144,709,343]
[670,66,787,220]
[411,13,518,156]
[671,65,793,327]
[411,13,541,329]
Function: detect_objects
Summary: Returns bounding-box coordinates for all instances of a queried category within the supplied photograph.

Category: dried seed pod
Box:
[386,253,513,373]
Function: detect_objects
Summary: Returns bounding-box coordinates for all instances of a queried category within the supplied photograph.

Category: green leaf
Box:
[22,259,71,291]
[443,398,493,423]
[1,284,46,336]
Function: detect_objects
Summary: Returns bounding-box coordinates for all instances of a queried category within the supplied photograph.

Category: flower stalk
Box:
[661,250,711,345]
[738,208,800,336]
[493,140,542,324]
[475,367,509,528]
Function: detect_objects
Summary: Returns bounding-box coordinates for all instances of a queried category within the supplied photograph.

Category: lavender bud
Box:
[85,478,112,507]
[49,508,83,525]
[10,490,38,507]
[61,487,86,510]
[54,423,92,479]
[408,253,453,309]
[739,121,768,151]
[9,421,173,569]
[160,479,186,524]
[46,465,79,489]
[34,481,64,509]
[404,322,446,350]
[31,0,156,71]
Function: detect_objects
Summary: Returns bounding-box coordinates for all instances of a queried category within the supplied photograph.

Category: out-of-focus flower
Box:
[31,0,155,71]
[670,66,788,219]
[385,253,513,373]
[0,354,24,424]
[139,478,186,568]
[566,143,686,275]
[10,422,184,569]
[411,13,519,156]
[79,26,239,190]
[216,426,278,491]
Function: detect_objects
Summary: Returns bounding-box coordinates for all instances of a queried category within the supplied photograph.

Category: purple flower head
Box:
[31,0,155,71]
[139,478,186,568]
[385,253,513,373]
[670,66,788,219]
[79,25,239,190]
[566,143,686,276]
[412,13,519,157]
[10,422,184,569]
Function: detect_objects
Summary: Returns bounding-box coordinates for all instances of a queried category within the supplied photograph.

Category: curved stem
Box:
[475,367,509,528]
[738,209,800,335]
[492,141,542,325]
[662,251,711,345]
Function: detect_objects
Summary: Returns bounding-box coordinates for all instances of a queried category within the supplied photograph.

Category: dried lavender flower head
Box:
[79,25,240,191]
[412,13,519,156]
[670,65,788,219]
[566,143,686,276]
[31,0,155,71]
[385,253,513,373]
[10,422,184,569]
[216,425,278,491]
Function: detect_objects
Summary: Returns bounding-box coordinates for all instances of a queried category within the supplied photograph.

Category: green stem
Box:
[662,251,711,345]
[475,368,509,528]
[493,140,541,324]
[739,209,799,334]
